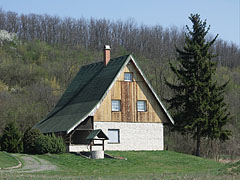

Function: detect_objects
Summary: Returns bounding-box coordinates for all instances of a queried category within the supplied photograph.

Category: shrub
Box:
[35,134,53,154]
[0,121,23,153]
[50,134,66,154]
[35,133,66,154]
[23,128,42,154]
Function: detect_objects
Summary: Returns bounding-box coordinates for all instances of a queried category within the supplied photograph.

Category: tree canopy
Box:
[0,121,23,153]
[166,14,231,156]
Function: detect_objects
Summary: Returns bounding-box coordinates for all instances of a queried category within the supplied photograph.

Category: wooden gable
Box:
[94,59,169,123]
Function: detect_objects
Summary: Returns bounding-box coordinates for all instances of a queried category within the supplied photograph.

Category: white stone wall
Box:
[94,122,164,151]
[68,144,90,152]
[68,122,164,152]
[68,143,105,152]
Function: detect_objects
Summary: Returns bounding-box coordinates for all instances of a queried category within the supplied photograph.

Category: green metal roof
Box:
[34,55,130,134]
[86,129,109,140]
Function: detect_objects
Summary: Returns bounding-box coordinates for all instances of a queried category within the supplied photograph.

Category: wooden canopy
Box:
[86,129,108,151]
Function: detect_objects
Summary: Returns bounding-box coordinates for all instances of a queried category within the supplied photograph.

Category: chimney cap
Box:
[104,45,111,50]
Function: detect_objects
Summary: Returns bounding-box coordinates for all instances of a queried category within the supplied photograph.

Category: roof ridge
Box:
[80,54,130,68]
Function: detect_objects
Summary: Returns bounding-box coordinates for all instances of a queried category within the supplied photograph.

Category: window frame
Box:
[112,100,121,112]
[137,100,147,112]
[124,72,133,82]
[108,129,120,144]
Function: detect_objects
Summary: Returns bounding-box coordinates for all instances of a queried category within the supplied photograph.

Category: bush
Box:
[22,126,66,155]
[35,134,53,154]
[0,121,23,153]
[50,134,66,154]
[35,133,66,154]
[23,128,42,154]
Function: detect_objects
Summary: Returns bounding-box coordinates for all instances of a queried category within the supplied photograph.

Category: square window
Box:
[112,100,121,111]
[124,72,133,81]
[137,100,147,112]
[108,129,120,143]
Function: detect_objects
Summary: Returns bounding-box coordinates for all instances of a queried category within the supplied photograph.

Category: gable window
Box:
[112,100,121,111]
[124,72,133,81]
[108,129,120,143]
[137,100,147,112]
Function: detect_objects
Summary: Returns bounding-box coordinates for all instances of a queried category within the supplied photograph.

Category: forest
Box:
[0,9,239,158]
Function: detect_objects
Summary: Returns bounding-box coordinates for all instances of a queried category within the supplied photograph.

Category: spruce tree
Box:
[166,14,231,156]
[23,128,42,154]
[0,121,23,153]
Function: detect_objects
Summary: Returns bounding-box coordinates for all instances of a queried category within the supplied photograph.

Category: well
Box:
[91,150,104,159]
[85,129,109,159]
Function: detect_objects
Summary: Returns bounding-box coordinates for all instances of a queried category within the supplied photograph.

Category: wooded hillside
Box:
[0,9,239,157]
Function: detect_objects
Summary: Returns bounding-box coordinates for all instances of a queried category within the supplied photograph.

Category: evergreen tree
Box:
[165,14,231,156]
[23,128,42,154]
[0,121,23,153]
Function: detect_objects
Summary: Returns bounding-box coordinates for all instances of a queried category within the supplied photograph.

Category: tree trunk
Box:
[196,134,201,156]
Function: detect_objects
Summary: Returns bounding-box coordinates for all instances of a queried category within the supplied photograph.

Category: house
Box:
[34,45,174,152]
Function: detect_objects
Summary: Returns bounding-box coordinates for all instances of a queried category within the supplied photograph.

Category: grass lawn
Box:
[36,151,240,179]
[38,151,225,176]
[0,151,19,169]
[1,151,239,179]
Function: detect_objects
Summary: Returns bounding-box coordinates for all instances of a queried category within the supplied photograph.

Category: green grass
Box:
[35,151,234,178]
[0,151,19,169]
[224,160,240,175]
[1,151,239,179]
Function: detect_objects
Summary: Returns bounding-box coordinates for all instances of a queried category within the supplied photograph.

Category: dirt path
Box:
[2,154,57,173]
[219,158,240,163]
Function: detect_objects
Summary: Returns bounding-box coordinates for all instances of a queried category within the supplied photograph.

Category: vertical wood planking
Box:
[132,82,136,122]
[94,60,169,123]
[121,82,132,122]
[94,90,111,121]
[111,81,121,99]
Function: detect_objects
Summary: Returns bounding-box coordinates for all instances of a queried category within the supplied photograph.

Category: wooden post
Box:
[69,134,72,145]
[102,140,105,151]
[90,141,93,152]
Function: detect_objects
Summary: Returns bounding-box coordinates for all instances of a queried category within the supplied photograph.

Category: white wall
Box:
[94,122,164,151]
[68,144,89,152]
[68,122,164,152]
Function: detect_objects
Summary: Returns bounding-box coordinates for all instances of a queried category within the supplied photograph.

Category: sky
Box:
[1,0,239,47]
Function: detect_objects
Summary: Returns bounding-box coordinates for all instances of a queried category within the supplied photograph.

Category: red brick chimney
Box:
[104,45,111,66]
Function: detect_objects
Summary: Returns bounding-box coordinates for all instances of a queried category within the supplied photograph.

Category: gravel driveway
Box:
[2,154,57,173]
